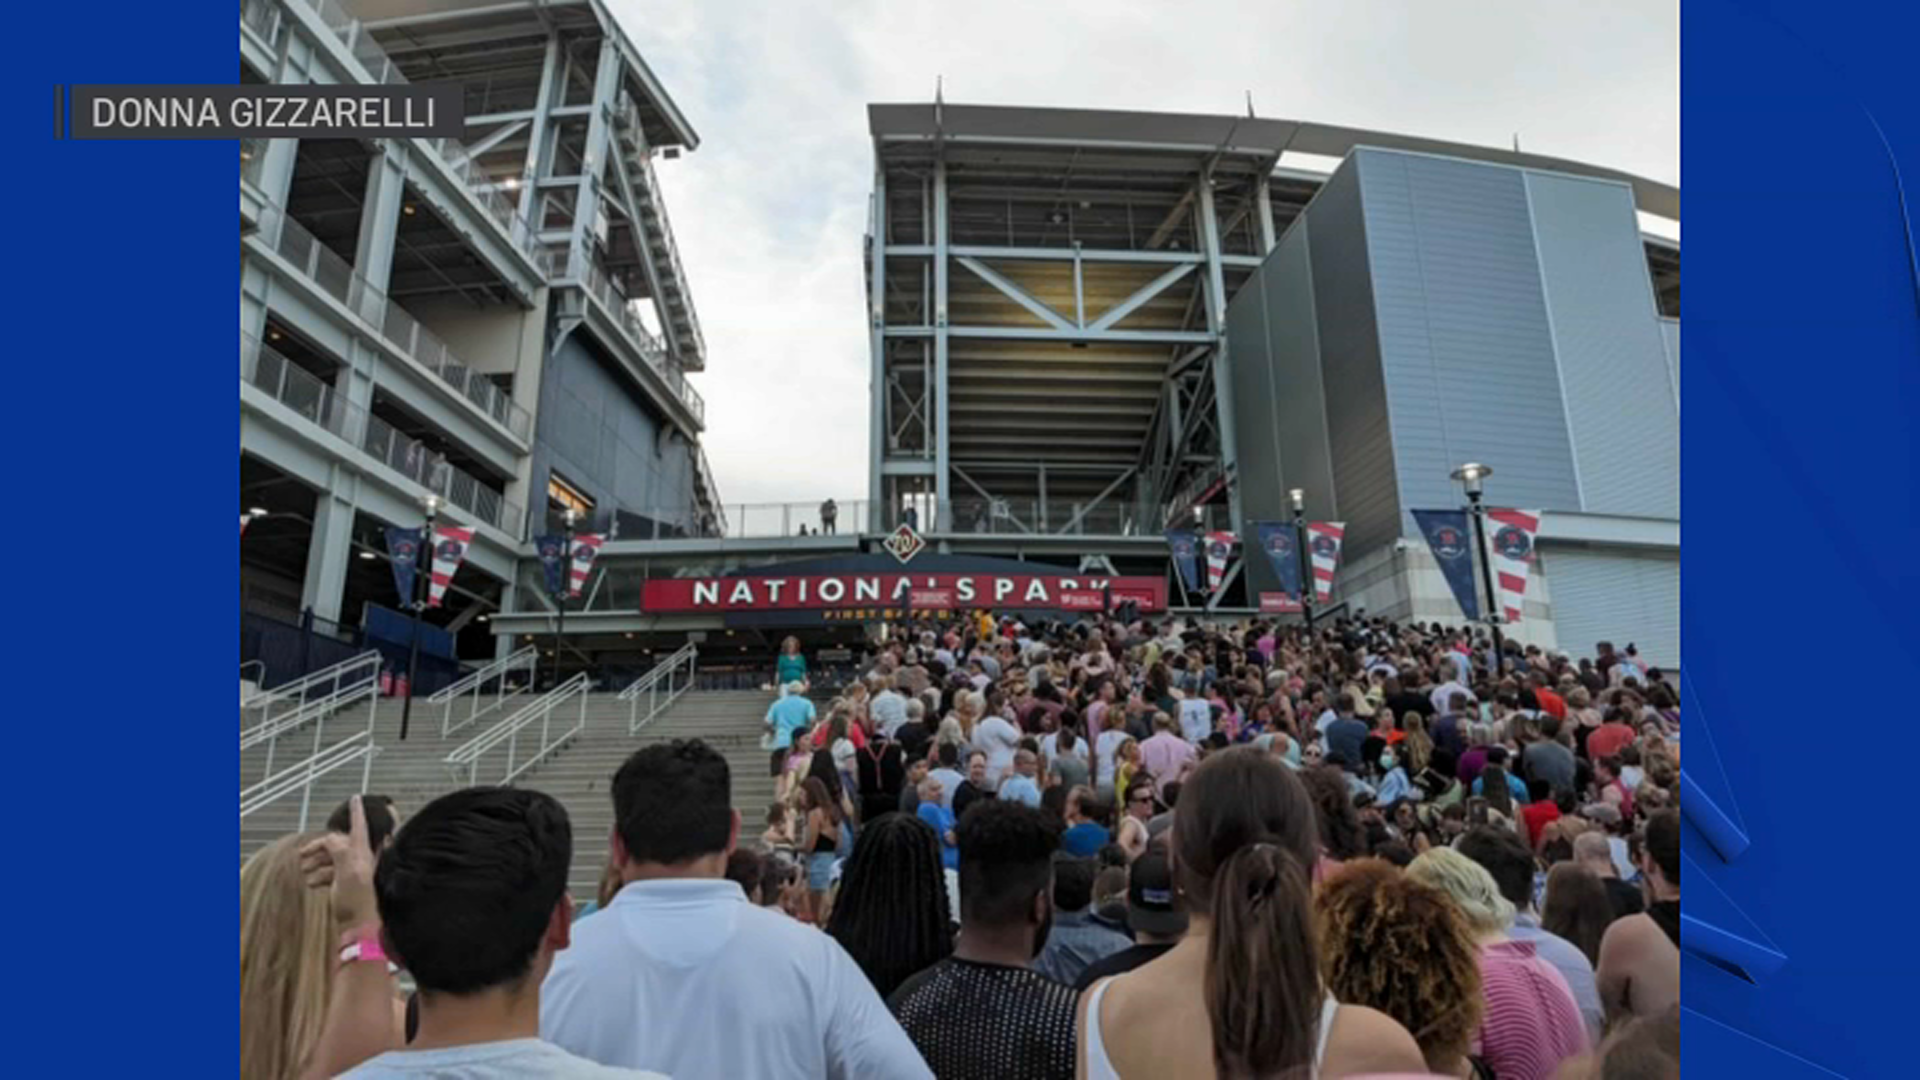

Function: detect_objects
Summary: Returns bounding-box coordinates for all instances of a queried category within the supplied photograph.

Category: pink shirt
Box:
[1139,731,1197,785]
[1474,939,1589,1080]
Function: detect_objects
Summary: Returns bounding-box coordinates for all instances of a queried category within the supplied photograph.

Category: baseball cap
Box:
[1126,849,1189,937]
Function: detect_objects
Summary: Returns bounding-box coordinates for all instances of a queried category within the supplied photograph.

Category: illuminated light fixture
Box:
[477,614,490,622]
[1450,461,1492,498]
[240,148,253,161]
[358,550,376,560]
[625,632,635,639]
[268,329,281,340]
[1047,210,1067,225]
[502,176,522,191]
[248,507,268,517]
[402,203,416,216]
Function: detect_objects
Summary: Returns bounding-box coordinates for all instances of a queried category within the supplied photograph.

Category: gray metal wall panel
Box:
[1525,172,1680,518]
[533,334,697,534]
[1659,318,1680,409]
[1354,150,1580,532]
[1543,546,1680,667]
[1306,161,1399,557]
[1222,220,1332,596]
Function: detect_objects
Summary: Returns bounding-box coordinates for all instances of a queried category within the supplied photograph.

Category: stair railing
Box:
[239,730,379,832]
[240,651,382,782]
[430,645,539,737]
[620,642,699,735]
[443,673,590,787]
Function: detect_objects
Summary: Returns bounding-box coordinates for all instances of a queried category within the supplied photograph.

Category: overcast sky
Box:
[609,0,1679,509]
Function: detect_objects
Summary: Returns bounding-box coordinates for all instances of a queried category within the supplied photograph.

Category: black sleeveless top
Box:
[1647,900,1681,948]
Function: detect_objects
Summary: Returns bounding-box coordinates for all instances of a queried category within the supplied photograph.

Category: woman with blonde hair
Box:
[1402,711,1434,776]
[240,832,334,1080]
[1408,847,1589,1080]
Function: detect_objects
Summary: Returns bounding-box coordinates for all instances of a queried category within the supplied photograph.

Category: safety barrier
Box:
[443,674,590,787]
[431,645,539,737]
[620,642,698,735]
[239,730,378,833]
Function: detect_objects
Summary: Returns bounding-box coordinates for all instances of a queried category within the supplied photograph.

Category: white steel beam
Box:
[869,155,889,532]
[1086,263,1197,333]
[954,256,1076,332]
[934,157,951,529]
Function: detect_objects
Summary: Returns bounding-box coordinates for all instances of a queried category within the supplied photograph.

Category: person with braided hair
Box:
[826,814,954,999]
[1316,858,1490,1078]
[1075,748,1424,1078]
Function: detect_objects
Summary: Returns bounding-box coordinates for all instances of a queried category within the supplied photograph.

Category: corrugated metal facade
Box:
[1525,171,1680,518]
[1541,547,1681,667]
[1356,149,1582,532]
[1306,163,1400,556]
[1219,147,1678,650]
[1659,318,1681,408]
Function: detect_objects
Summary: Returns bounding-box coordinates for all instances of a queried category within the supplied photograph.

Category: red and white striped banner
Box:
[426,524,475,608]
[241,513,255,536]
[1204,531,1236,592]
[1483,509,1542,623]
[1307,521,1345,605]
[568,533,605,598]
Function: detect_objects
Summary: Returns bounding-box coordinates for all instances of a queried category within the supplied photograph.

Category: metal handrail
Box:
[242,331,525,537]
[636,154,706,363]
[621,643,698,735]
[240,650,382,771]
[431,645,540,737]
[443,674,590,786]
[240,660,381,786]
[239,730,378,832]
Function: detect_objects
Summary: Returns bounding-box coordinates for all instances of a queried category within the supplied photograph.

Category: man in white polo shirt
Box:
[542,739,931,1079]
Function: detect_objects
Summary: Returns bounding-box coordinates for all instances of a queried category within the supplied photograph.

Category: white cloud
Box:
[609,0,1678,507]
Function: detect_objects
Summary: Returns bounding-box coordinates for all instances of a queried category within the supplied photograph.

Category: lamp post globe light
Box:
[1449,463,1504,678]
[399,492,442,741]
[551,505,580,690]
[1288,487,1315,634]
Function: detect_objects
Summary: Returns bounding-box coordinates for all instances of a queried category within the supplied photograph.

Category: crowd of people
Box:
[240,610,1682,1079]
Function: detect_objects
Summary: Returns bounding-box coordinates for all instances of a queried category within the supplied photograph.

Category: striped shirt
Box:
[1473,939,1590,1080]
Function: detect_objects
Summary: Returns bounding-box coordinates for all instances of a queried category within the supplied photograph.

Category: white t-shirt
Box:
[1094,729,1130,789]
[972,715,1022,790]
[1039,732,1088,769]
[339,1038,662,1079]
[1178,699,1213,744]
[543,880,932,1080]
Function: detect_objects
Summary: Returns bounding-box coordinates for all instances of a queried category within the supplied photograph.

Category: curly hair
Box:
[1316,858,1483,1074]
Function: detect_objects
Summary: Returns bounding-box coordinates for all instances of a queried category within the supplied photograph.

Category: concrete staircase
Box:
[239,688,778,899]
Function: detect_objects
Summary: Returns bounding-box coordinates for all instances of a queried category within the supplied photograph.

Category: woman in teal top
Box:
[776,635,807,687]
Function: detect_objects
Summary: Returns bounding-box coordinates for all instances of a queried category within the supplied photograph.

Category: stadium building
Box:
[239,0,723,687]
[239,2,1679,687]
[862,103,1680,664]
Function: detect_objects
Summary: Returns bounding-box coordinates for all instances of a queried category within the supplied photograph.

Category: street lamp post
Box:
[1289,488,1315,636]
[1451,463,1505,679]
[399,493,440,742]
[551,506,579,690]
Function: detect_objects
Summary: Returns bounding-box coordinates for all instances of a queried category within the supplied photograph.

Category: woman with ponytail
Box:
[1075,748,1424,1078]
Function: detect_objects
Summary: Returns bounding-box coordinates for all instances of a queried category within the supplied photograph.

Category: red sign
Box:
[1259,592,1304,614]
[641,573,1167,614]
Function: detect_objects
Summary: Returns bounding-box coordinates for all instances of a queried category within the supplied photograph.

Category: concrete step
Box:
[240,688,784,898]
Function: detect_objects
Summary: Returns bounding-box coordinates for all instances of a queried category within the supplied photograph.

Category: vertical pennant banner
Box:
[1483,509,1542,622]
[1411,510,1482,622]
[1165,529,1202,594]
[427,524,475,608]
[1306,522,1345,605]
[1253,521,1305,603]
[1204,531,1236,592]
[384,527,423,606]
[535,534,568,597]
[241,513,255,535]
[568,534,605,598]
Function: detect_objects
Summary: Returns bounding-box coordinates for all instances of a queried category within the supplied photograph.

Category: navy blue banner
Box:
[1252,521,1305,602]
[535,533,568,597]
[1412,510,1480,622]
[383,526,423,607]
[1165,529,1201,593]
